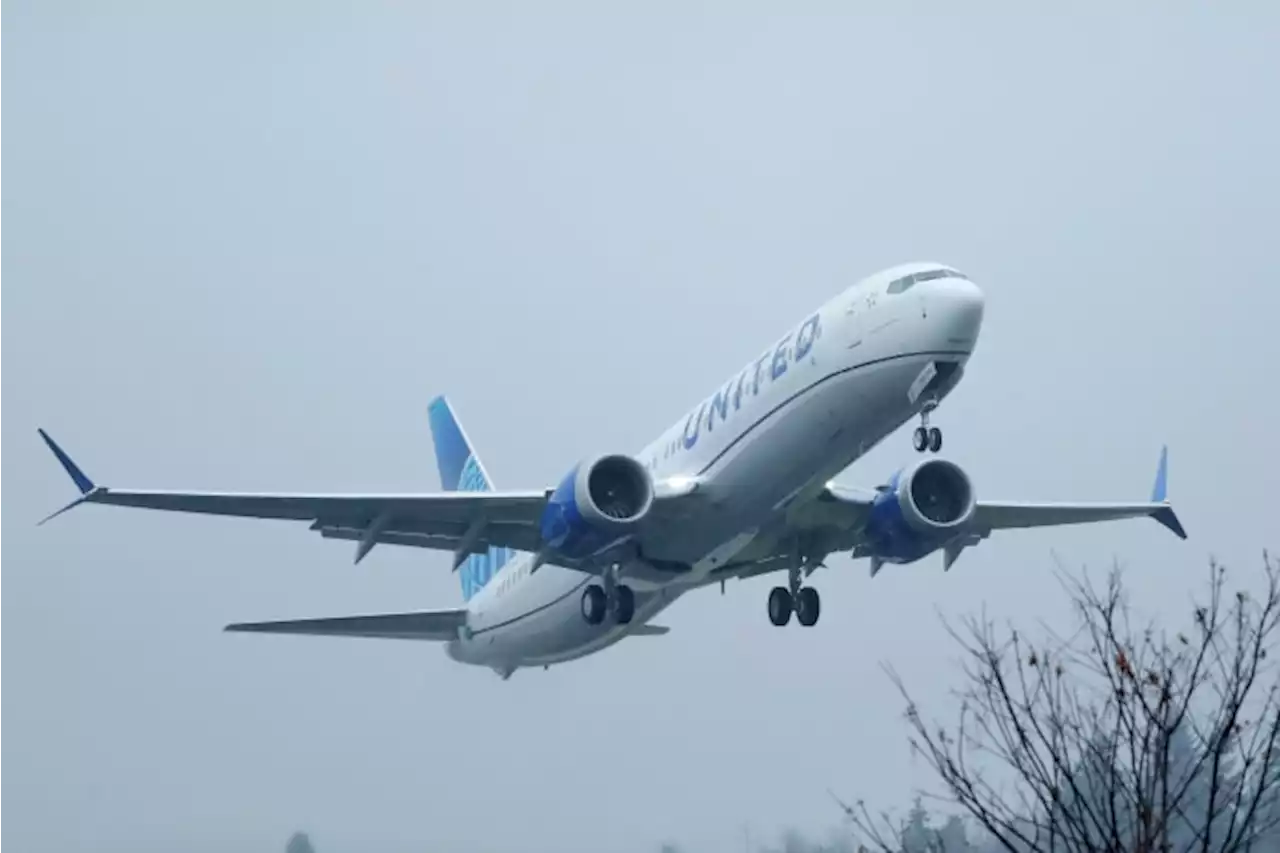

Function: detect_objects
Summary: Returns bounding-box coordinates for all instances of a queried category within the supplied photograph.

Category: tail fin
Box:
[427,396,515,601]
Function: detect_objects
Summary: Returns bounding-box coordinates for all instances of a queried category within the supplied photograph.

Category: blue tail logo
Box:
[427,396,515,601]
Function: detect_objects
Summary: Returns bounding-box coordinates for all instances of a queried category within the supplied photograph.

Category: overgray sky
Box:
[4,5,1278,853]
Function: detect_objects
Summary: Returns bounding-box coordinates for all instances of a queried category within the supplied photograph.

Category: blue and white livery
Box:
[38,262,1187,679]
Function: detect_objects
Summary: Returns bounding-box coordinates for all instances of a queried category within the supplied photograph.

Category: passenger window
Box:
[886,275,916,294]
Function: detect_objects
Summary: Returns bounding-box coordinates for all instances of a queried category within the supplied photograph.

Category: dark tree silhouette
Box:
[831,790,980,852]
[285,831,315,853]
[839,554,1280,853]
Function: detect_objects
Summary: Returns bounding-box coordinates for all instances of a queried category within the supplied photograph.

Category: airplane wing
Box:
[36,429,550,564]
[826,446,1185,540]
[225,608,467,641]
[37,429,703,568]
[711,447,1185,581]
[969,498,1186,538]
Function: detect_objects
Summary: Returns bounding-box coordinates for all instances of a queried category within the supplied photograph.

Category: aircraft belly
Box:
[848,353,962,437]
[519,590,676,666]
[456,586,676,669]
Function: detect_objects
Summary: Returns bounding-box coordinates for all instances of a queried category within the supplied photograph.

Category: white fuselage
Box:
[446,263,985,675]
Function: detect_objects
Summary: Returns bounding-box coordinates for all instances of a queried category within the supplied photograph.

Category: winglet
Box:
[1150,445,1169,503]
[38,429,96,495]
[37,429,103,525]
[1148,445,1187,540]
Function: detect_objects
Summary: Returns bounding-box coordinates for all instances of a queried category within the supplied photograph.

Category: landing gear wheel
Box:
[611,584,635,625]
[914,400,942,453]
[767,586,793,627]
[795,586,821,627]
[580,585,607,625]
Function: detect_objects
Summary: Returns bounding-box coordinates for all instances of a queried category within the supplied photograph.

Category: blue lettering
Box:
[707,383,732,431]
[682,405,704,450]
[733,370,748,410]
[795,314,820,361]
[771,334,792,380]
[752,352,771,394]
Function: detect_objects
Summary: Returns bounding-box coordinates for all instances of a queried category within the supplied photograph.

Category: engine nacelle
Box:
[538,454,655,560]
[864,458,977,565]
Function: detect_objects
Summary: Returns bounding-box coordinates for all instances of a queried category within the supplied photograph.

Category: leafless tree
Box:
[839,553,1280,853]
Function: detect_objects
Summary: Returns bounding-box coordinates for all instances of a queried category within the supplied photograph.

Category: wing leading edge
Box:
[36,429,549,562]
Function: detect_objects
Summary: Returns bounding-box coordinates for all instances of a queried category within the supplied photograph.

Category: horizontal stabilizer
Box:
[225,608,468,642]
[629,624,670,636]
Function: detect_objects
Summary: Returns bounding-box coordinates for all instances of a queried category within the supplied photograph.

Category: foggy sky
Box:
[4,4,1278,853]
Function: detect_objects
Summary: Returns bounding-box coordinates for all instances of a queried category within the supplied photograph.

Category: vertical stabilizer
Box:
[427,396,514,601]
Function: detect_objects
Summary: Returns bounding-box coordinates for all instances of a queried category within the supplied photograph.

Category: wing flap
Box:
[76,487,551,555]
[313,522,543,554]
[224,609,468,641]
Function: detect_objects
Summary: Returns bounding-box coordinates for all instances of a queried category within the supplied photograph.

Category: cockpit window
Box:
[886,268,968,293]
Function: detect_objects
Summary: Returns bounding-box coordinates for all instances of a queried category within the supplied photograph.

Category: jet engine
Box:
[864,457,976,565]
[539,454,655,560]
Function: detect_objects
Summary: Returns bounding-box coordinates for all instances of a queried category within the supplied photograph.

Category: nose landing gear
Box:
[912,401,943,453]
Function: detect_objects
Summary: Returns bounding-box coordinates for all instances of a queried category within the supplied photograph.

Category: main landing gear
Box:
[767,559,821,627]
[912,400,943,453]
[580,566,635,627]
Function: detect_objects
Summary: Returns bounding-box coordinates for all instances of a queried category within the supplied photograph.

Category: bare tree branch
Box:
[839,554,1280,853]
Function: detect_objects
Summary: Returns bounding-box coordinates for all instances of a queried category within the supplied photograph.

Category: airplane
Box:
[38,261,1186,679]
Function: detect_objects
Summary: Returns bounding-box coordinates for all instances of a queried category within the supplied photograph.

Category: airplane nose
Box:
[929,277,985,347]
